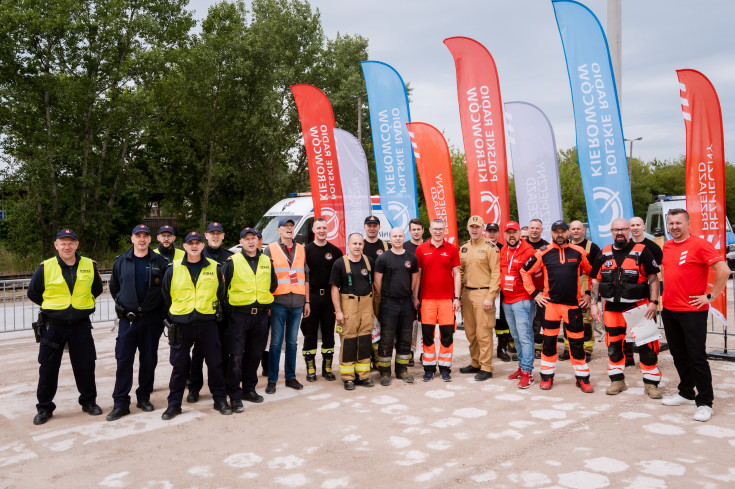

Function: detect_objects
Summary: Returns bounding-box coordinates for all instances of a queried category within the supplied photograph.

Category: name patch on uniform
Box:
[325,253,333,260]
[360,268,368,276]
[404,260,411,269]
[568,258,578,263]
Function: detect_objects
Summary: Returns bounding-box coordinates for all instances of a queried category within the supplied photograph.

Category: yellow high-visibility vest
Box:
[228,253,274,306]
[169,258,219,317]
[42,256,96,310]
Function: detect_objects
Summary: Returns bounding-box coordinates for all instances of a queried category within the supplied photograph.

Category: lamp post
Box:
[624,136,642,179]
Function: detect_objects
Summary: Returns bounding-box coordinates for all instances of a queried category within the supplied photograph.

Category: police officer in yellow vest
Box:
[161,231,232,419]
[154,225,185,263]
[27,229,104,425]
[222,227,278,412]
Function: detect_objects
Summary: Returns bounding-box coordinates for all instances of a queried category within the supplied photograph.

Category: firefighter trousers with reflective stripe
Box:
[338,294,374,381]
[461,288,496,372]
[540,303,590,380]
[378,297,414,376]
[603,304,661,385]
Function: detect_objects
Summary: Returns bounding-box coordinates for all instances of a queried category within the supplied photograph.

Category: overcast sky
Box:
[189,0,734,164]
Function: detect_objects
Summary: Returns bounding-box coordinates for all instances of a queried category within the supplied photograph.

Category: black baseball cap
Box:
[551,220,569,231]
[485,223,500,232]
[364,215,380,225]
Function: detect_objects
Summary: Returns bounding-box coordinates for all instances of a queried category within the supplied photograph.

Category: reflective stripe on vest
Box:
[154,248,185,262]
[169,258,219,316]
[42,256,96,310]
[269,242,306,295]
[598,243,648,303]
[228,253,274,306]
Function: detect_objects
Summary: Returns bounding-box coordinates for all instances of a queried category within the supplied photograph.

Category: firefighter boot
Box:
[497,334,511,362]
[322,352,336,381]
[303,352,317,382]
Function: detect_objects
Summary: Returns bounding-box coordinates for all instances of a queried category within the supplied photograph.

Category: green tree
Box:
[0,0,194,254]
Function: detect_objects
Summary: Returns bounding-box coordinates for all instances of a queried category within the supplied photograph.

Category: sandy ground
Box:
[1,322,735,489]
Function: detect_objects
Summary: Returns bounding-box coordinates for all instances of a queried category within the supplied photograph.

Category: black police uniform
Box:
[222,250,278,407]
[302,241,343,381]
[187,244,234,400]
[27,252,103,419]
[161,255,229,412]
[109,247,168,411]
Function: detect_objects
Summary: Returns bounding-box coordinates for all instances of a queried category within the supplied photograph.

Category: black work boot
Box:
[322,352,336,381]
[496,335,511,362]
[303,353,317,382]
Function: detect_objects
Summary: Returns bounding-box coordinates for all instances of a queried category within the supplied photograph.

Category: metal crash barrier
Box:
[1,274,116,333]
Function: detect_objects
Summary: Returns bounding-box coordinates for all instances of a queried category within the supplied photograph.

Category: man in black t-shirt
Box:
[375,228,419,385]
[403,218,425,257]
[403,218,425,365]
[590,218,661,399]
[526,219,549,358]
[330,233,375,390]
[302,217,343,382]
[362,215,389,368]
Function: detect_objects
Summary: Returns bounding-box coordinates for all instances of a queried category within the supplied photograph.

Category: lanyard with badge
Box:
[503,246,518,292]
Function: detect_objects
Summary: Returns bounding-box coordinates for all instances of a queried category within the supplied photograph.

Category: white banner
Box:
[334,128,372,245]
[505,101,563,243]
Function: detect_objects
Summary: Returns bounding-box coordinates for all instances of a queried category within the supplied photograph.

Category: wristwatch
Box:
[706,293,712,301]
[651,299,659,305]
[454,296,460,300]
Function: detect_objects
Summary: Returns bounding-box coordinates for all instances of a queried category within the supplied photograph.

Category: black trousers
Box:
[189,317,228,393]
[168,320,227,406]
[532,304,545,345]
[378,297,414,375]
[111,315,163,408]
[37,319,97,413]
[300,291,336,352]
[662,308,713,407]
[226,310,269,400]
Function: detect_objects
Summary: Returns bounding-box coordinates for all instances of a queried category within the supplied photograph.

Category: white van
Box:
[645,195,735,267]
[230,193,392,251]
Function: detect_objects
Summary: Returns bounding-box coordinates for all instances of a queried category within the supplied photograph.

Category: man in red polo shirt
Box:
[414,219,461,383]
[660,208,729,422]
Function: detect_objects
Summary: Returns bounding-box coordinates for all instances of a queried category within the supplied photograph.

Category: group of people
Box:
[28,208,728,426]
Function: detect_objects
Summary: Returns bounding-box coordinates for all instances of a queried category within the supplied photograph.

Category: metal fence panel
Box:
[1,274,116,332]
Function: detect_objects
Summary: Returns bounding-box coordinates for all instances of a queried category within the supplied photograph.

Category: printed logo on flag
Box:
[481,191,501,225]
[592,186,624,238]
[321,207,340,241]
[387,201,410,231]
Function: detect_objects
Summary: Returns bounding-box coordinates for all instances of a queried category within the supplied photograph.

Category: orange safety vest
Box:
[597,243,649,303]
[269,241,306,295]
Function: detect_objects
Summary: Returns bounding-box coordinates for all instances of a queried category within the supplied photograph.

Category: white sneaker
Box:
[661,394,696,406]
[693,405,713,422]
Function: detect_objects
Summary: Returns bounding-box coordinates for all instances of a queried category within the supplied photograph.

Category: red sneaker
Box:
[539,377,553,390]
[518,371,534,389]
[507,367,522,380]
[576,378,594,393]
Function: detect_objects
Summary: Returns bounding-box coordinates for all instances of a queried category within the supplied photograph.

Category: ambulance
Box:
[231,193,392,251]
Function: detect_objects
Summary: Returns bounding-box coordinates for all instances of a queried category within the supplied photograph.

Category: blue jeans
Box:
[268,304,303,383]
[503,300,535,373]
